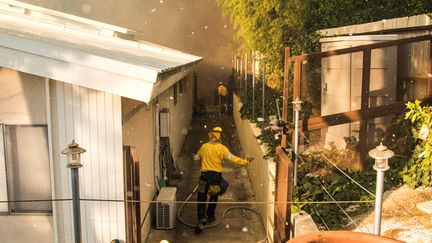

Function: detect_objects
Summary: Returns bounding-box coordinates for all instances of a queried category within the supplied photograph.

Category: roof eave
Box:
[149,58,203,101]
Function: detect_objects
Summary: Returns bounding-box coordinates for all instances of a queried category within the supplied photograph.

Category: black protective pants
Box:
[197,171,228,221]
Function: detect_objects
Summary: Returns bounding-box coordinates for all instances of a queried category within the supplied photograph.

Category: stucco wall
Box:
[122,73,194,240]
[158,74,194,164]
[21,0,236,105]
[232,94,276,242]
[121,98,155,242]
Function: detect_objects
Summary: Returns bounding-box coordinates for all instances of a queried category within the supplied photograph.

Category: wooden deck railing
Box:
[287,34,432,167]
[274,34,432,241]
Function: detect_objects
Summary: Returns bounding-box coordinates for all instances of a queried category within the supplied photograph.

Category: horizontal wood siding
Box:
[52,81,125,243]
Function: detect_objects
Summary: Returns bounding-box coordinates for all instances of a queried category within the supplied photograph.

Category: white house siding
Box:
[121,97,155,242]
[50,81,125,243]
[0,68,54,242]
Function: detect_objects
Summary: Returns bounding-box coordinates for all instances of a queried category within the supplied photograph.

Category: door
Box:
[123,146,141,243]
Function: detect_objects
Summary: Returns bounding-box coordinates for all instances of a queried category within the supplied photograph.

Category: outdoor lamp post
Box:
[292,97,303,186]
[368,143,394,235]
[61,140,86,243]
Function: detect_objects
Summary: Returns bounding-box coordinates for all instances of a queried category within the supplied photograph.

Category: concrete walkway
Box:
[146,111,266,243]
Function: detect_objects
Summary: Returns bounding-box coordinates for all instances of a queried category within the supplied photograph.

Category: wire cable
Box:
[79,198,374,205]
[298,131,429,231]
[297,154,372,233]
[0,198,375,205]
[298,130,375,198]
[314,177,367,233]
[296,155,331,230]
[298,182,330,231]
[298,156,370,233]
[0,199,71,203]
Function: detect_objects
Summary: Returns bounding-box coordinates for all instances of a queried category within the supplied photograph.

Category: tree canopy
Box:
[218,0,432,88]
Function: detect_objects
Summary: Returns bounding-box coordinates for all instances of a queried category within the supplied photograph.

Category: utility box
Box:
[159,108,169,138]
[292,211,319,238]
[156,187,177,229]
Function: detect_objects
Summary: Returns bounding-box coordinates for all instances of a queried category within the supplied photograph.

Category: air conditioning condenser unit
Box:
[156,187,177,229]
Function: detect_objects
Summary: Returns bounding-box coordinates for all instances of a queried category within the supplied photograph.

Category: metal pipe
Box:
[245,53,248,103]
[240,58,243,96]
[276,99,281,121]
[71,168,82,243]
[374,170,385,235]
[235,56,238,92]
[292,98,303,186]
[293,108,300,186]
[262,55,266,121]
[252,52,255,120]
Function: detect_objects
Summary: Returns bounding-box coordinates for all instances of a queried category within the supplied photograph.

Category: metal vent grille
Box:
[157,202,171,228]
[156,187,176,229]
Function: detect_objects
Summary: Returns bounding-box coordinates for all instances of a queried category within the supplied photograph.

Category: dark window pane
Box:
[173,83,178,105]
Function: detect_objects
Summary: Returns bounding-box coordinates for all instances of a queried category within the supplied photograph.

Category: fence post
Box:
[282,48,291,148]
[360,48,371,169]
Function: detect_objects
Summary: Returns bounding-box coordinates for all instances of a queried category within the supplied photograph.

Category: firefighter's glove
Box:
[247,157,255,164]
[208,185,222,196]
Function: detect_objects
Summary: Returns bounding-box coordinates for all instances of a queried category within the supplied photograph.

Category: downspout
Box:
[45,78,59,243]
[153,99,160,191]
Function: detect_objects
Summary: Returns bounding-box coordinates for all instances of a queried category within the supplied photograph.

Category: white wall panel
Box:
[52,81,125,243]
[0,124,7,213]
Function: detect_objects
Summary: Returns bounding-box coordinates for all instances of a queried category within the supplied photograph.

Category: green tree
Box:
[403,100,432,187]
[218,0,432,88]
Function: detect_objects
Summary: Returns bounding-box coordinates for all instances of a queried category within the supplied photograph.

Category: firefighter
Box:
[193,126,252,234]
[218,82,228,114]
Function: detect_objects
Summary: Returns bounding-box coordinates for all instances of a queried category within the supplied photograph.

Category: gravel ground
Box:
[353,185,432,243]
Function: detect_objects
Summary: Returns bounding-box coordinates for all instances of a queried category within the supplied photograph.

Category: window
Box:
[1,125,52,213]
[179,78,186,95]
[173,83,178,105]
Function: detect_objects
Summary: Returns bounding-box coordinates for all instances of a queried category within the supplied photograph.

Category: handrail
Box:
[300,97,432,131]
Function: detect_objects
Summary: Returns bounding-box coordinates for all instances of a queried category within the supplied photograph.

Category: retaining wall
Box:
[232,94,276,242]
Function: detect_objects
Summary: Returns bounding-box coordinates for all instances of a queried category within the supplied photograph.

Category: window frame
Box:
[1,124,53,215]
[173,83,178,105]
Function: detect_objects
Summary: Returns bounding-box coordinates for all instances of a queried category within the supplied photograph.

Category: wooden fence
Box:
[274,34,432,241]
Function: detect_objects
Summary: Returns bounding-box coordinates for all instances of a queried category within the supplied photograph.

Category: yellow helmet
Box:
[208,127,223,141]
[212,127,223,133]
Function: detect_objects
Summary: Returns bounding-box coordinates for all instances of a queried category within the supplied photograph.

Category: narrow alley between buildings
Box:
[146,108,267,243]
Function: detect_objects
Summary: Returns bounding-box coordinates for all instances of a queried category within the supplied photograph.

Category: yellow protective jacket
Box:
[218,85,228,97]
[196,141,248,172]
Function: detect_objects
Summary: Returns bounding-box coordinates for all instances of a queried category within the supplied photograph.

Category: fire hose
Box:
[177,185,268,243]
